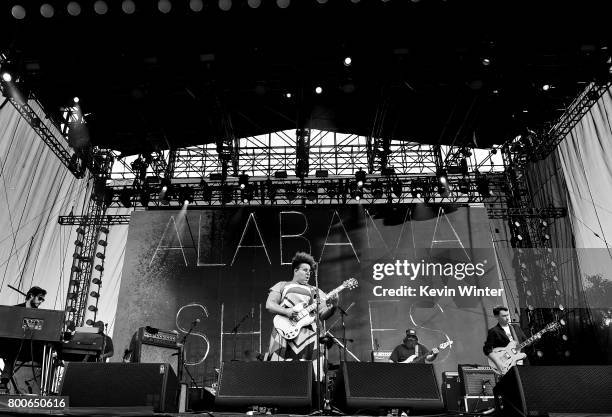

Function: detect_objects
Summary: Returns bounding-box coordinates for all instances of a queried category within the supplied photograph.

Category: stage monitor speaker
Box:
[138,343,180,377]
[494,365,612,416]
[335,362,444,412]
[441,371,461,412]
[216,361,312,408]
[59,362,178,412]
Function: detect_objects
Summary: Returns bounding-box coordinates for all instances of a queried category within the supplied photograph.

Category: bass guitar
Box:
[488,321,561,375]
[401,340,453,363]
[273,278,358,340]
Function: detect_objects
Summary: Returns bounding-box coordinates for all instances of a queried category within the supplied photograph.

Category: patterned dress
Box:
[265,281,327,377]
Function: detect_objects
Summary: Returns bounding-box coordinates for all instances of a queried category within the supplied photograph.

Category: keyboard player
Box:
[0,286,47,391]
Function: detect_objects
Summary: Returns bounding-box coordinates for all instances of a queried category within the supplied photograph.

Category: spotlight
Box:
[95,265,104,272]
[2,72,12,82]
[542,84,551,91]
[119,188,133,208]
[92,278,102,285]
[476,176,490,197]
[458,177,470,194]
[90,291,100,298]
[355,169,366,187]
[285,92,292,99]
[285,183,298,201]
[266,179,277,200]
[158,0,172,13]
[220,184,234,204]
[437,169,447,185]
[315,86,323,94]
[86,319,94,326]
[98,239,107,246]
[121,0,136,14]
[482,57,491,66]
[392,179,403,198]
[67,2,82,16]
[238,171,249,189]
[201,179,212,202]
[306,185,317,201]
[277,0,290,8]
[139,191,150,207]
[99,227,109,234]
[88,305,98,312]
[247,0,261,7]
[241,184,253,203]
[179,188,194,205]
[94,1,108,14]
[219,0,232,11]
[344,56,352,67]
[326,183,337,198]
[371,180,384,199]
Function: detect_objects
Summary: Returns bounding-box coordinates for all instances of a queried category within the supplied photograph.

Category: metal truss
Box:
[486,207,567,220]
[109,130,506,182]
[59,214,131,226]
[506,81,612,165]
[0,82,89,178]
[103,172,508,208]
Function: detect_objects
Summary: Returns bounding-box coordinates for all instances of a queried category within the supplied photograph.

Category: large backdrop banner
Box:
[114,204,504,385]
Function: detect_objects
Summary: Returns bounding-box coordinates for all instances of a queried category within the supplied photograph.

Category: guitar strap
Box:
[509,324,519,342]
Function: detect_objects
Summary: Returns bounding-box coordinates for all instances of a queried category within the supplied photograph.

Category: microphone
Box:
[374,338,380,350]
[251,307,255,319]
[192,318,201,327]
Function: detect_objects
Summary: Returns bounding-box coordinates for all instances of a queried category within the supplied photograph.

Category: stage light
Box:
[393,179,403,198]
[140,191,150,207]
[558,304,564,311]
[285,92,292,99]
[482,57,491,66]
[458,177,470,194]
[543,234,550,241]
[247,0,261,8]
[476,176,490,197]
[201,180,212,202]
[277,0,290,8]
[238,171,249,189]
[241,185,253,203]
[274,170,288,179]
[98,239,107,246]
[11,5,26,19]
[285,184,297,201]
[540,220,548,227]
[344,57,352,66]
[315,86,323,94]
[99,226,109,234]
[76,227,86,235]
[355,169,366,187]
[86,319,94,326]
[306,185,317,201]
[371,180,384,199]
[219,0,232,11]
[536,350,543,358]
[95,265,104,272]
[40,4,55,18]
[514,221,520,227]
[71,265,82,274]
[90,291,100,298]
[92,278,102,285]
[2,72,12,82]
[67,2,82,16]
[315,170,328,178]
[266,179,277,200]
[220,185,234,204]
[160,177,171,192]
[325,183,336,198]
[94,1,108,14]
[550,261,556,268]
[317,0,328,3]
[88,305,98,312]
[119,188,132,208]
[121,0,136,14]
[526,290,532,296]
[542,84,551,91]
[158,0,172,13]
[559,319,566,326]
[74,240,84,247]
[67,292,77,300]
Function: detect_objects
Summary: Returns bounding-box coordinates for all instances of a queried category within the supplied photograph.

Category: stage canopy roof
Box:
[1,0,610,156]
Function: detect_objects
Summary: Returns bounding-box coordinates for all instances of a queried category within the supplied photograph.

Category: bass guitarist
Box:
[483,306,529,371]
[264,252,337,364]
[389,329,438,364]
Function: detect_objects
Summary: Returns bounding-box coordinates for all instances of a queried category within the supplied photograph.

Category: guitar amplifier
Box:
[137,326,179,348]
[130,327,180,376]
[371,350,392,362]
[459,365,498,396]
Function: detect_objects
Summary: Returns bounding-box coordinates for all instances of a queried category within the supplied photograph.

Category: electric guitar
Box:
[273,278,358,340]
[488,321,561,375]
[401,340,453,363]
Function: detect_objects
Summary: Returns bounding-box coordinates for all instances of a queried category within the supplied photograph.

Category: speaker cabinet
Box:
[334,362,444,412]
[441,371,461,412]
[494,365,612,416]
[59,362,178,412]
[216,361,312,409]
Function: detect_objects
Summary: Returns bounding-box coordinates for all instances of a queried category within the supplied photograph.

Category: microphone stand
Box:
[337,305,348,362]
[313,263,324,413]
[231,313,250,361]
[179,321,200,389]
